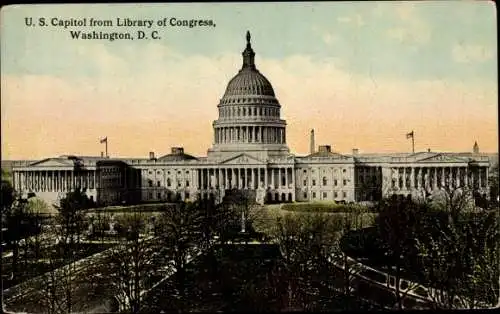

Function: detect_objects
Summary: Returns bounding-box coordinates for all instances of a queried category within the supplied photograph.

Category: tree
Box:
[158,201,205,301]
[104,211,159,313]
[271,213,345,311]
[374,186,499,310]
[2,188,36,279]
[488,162,499,208]
[34,188,93,313]
[376,196,424,310]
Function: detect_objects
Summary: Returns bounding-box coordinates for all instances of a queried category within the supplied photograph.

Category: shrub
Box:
[281,202,371,213]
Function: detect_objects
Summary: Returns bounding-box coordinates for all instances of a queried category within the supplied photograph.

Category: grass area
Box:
[85,202,174,214]
[254,204,378,237]
[280,201,375,213]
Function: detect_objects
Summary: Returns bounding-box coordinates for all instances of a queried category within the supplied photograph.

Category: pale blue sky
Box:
[2,2,496,80]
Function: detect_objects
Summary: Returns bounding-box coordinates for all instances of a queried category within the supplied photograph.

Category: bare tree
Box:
[158,201,204,299]
[103,211,159,313]
[376,196,425,310]
[271,213,345,311]
[31,188,93,313]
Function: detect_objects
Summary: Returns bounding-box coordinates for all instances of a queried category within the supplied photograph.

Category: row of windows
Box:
[305,177,348,186]
[219,106,279,118]
[101,167,120,174]
[220,97,278,105]
[305,191,347,199]
[148,179,190,188]
[148,191,190,200]
[301,168,349,174]
[148,170,190,175]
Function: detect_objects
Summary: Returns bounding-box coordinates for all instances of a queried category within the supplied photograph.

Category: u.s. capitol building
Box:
[11,32,490,207]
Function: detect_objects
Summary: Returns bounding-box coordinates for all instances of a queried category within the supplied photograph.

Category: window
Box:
[157,170,161,174]
[303,179,307,186]
[167,178,171,187]
[157,181,161,187]
[343,169,346,173]
[148,180,153,187]
[303,170,307,173]
[167,171,170,175]
[343,191,347,198]
[312,192,316,198]
[303,192,307,198]
[148,192,152,199]
[178,182,182,187]
[177,171,181,174]
[186,171,189,174]
[334,191,338,198]
[312,179,316,186]
[334,179,338,186]
[157,192,161,199]
[322,177,327,186]
[186,180,190,187]
[343,179,347,186]
[323,192,327,198]
[148,171,152,175]
[185,192,190,199]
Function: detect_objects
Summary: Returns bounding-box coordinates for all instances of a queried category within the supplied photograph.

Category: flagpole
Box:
[105,140,108,158]
[412,131,415,154]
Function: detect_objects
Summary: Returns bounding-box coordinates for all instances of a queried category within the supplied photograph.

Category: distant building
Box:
[11,32,490,207]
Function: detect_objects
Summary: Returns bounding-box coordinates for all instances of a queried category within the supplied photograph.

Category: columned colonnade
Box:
[195,166,295,194]
[214,126,286,144]
[387,165,488,191]
[13,169,97,193]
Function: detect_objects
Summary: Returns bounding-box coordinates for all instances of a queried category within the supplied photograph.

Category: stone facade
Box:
[11,32,490,207]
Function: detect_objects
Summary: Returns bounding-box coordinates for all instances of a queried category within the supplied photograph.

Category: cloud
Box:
[452,43,494,63]
[337,14,365,28]
[2,41,497,159]
[322,33,338,46]
[385,2,431,45]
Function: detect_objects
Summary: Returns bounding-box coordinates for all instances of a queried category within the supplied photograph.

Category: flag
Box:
[100,137,107,144]
[406,131,414,139]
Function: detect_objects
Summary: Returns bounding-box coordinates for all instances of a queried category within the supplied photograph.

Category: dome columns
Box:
[214,125,286,145]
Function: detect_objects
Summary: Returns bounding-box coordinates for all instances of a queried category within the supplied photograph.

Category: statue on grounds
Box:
[109,214,117,235]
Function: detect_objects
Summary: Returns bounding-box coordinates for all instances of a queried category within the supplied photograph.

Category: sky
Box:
[1,1,497,160]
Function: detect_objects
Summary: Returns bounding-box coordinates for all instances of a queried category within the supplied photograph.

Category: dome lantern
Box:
[242,30,256,70]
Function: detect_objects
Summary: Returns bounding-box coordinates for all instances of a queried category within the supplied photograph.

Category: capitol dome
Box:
[221,31,276,99]
[210,31,289,161]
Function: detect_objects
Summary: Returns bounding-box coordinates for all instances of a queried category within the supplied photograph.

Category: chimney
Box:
[100,151,104,158]
[427,148,431,152]
[318,145,331,153]
[352,148,359,156]
[149,151,155,160]
[171,147,184,155]
[310,129,315,154]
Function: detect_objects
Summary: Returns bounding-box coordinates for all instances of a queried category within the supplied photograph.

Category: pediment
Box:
[220,153,265,165]
[417,154,467,163]
[29,158,74,167]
